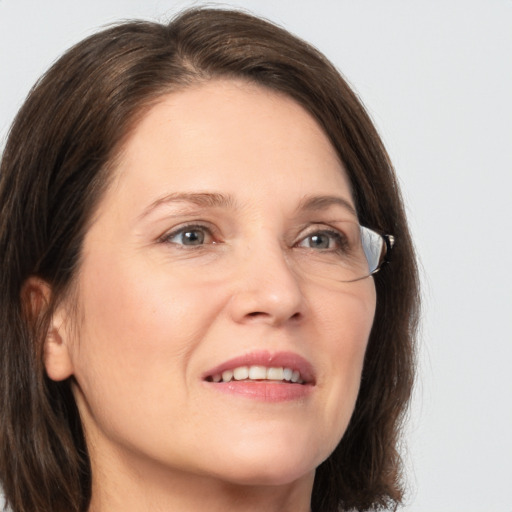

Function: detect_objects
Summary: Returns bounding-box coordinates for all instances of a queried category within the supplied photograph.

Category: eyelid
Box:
[156,220,351,247]
[294,222,345,239]
[295,228,344,246]
[158,222,218,245]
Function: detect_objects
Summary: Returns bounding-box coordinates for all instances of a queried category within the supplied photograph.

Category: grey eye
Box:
[298,231,341,250]
[308,233,329,249]
[167,227,207,246]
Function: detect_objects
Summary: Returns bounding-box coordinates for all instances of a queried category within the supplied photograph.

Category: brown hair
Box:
[0,8,419,512]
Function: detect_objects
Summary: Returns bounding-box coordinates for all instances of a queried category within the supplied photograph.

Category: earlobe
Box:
[44,312,75,382]
[22,277,75,382]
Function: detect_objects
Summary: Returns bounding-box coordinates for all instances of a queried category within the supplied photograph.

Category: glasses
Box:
[165,221,393,287]
[292,222,394,284]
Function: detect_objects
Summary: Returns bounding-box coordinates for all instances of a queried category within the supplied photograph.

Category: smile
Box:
[202,351,315,402]
[207,365,305,384]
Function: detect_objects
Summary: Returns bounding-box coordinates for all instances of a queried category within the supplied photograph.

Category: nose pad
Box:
[228,248,306,327]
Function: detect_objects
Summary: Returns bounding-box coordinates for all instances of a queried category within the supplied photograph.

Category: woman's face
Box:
[50,80,376,489]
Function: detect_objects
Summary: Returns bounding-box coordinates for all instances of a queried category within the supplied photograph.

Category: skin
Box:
[44,80,377,512]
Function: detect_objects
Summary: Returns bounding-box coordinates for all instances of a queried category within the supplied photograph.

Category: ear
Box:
[22,277,75,382]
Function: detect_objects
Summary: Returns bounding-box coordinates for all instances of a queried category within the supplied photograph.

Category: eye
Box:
[297,230,345,250]
[162,225,214,246]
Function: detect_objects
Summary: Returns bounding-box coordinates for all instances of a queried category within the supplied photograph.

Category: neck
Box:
[87,445,315,512]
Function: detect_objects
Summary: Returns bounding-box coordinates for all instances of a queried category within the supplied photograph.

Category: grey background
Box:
[1,1,511,511]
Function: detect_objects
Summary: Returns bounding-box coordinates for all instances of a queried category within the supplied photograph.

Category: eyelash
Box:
[159,223,348,252]
[296,228,348,252]
[159,223,216,247]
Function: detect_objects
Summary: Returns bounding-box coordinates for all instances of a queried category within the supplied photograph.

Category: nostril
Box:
[247,311,266,317]
[245,311,302,322]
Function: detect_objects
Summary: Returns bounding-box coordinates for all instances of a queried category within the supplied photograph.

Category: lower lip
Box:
[205,380,313,402]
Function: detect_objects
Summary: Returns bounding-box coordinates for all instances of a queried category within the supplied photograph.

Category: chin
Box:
[199,434,327,487]
[216,458,317,487]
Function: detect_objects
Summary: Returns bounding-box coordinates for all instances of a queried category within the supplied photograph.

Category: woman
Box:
[0,7,419,512]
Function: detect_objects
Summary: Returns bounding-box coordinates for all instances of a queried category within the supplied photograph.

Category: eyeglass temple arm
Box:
[383,234,395,263]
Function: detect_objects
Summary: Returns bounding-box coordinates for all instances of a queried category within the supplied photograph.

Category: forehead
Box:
[101,79,354,219]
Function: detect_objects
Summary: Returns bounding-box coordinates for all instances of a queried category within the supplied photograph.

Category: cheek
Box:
[313,283,376,447]
[316,281,376,361]
[77,247,214,348]
[69,251,222,416]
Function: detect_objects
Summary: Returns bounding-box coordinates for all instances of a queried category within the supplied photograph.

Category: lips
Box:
[202,351,315,402]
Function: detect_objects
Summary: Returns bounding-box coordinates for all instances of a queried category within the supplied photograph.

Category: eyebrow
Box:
[296,195,358,218]
[138,192,357,220]
[138,192,236,220]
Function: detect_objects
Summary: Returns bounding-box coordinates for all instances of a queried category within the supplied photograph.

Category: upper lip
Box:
[202,350,315,384]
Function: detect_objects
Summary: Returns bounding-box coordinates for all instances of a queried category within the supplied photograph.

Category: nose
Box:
[227,242,306,327]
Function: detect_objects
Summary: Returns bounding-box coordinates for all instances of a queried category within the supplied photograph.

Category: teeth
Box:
[221,369,234,382]
[267,367,284,380]
[248,365,267,379]
[233,366,249,380]
[211,366,304,384]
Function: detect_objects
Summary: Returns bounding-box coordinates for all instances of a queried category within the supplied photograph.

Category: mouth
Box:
[206,365,306,384]
[202,351,315,401]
